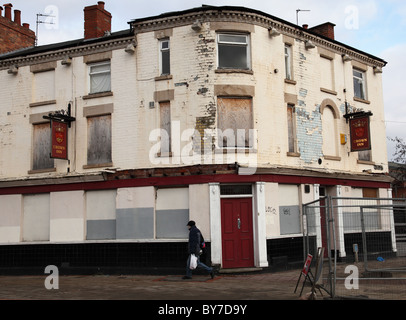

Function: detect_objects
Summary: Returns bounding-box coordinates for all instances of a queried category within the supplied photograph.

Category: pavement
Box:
[0,265,405,302]
[0,269,302,301]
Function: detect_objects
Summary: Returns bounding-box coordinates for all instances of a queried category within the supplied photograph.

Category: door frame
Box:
[209,182,269,269]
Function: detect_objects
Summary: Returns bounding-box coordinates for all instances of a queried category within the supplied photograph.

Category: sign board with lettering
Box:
[349,116,371,152]
[51,120,68,160]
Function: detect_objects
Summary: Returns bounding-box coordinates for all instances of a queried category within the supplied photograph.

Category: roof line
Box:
[128,4,387,65]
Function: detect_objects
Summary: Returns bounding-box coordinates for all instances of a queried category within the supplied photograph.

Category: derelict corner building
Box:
[0,2,393,274]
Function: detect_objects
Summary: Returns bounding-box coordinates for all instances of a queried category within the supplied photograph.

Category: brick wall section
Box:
[83,1,112,39]
[0,4,35,54]
[309,22,335,40]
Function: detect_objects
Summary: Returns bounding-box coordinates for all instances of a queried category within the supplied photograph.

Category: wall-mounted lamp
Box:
[191,20,202,32]
[268,27,280,37]
[7,65,18,75]
[125,43,136,54]
[342,54,352,62]
[305,40,315,50]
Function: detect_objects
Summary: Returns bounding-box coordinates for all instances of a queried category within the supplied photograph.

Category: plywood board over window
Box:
[217,97,253,148]
[87,115,112,166]
[278,185,301,235]
[156,188,189,239]
[23,194,50,241]
[32,123,54,171]
[159,101,171,154]
[33,70,55,103]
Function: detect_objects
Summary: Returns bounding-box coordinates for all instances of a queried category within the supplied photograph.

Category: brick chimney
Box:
[13,8,20,25]
[0,3,36,54]
[309,22,336,40]
[4,3,11,20]
[84,1,112,40]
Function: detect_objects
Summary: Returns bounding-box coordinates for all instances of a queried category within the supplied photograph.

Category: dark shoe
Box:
[210,270,215,279]
[182,276,192,280]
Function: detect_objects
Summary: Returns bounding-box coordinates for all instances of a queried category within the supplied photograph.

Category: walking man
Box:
[183,221,215,280]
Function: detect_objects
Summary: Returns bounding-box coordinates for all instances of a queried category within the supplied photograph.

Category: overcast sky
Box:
[8,0,406,161]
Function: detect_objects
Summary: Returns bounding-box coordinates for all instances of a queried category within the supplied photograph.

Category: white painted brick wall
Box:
[0,20,389,179]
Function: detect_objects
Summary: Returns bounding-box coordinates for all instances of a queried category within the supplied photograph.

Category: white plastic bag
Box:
[189,254,198,270]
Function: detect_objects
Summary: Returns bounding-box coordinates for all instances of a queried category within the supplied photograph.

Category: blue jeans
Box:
[186,254,213,277]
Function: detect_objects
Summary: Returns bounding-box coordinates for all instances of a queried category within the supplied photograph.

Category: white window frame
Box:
[353,68,367,100]
[159,39,170,76]
[89,61,111,94]
[217,33,251,70]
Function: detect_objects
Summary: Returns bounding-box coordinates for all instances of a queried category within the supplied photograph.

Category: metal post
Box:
[360,207,369,271]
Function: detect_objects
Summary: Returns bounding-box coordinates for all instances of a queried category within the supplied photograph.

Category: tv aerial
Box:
[296,9,311,26]
[35,13,55,46]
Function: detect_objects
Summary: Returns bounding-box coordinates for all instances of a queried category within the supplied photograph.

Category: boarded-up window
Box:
[279,185,301,235]
[33,123,54,171]
[160,102,171,154]
[87,115,112,165]
[287,104,296,153]
[359,150,372,162]
[217,97,253,148]
[86,190,117,240]
[156,188,189,239]
[322,106,338,157]
[33,70,55,103]
[320,56,334,91]
[285,45,292,80]
[23,194,50,241]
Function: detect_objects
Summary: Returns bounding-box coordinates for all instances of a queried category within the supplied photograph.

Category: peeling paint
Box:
[296,105,323,164]
[299,88,308,98]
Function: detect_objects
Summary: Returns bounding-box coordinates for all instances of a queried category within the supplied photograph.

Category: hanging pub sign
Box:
[44,104,75,161]
[349,115,371,152]
[51,120,68,159]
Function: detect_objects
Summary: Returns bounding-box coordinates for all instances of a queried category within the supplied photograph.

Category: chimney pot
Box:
[22,23,29,28]
[97,1,105,10]
[4,3,12,20]
[303,24,308,29]
[14,9,21,25]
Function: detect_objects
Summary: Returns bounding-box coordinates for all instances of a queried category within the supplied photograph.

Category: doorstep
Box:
[219,267,263,274]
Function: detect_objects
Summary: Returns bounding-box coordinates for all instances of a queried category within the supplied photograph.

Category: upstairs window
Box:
[217,33,250,70]
[217,97,253,148]
[287,104,297,153]
[86,115,112,166]
[160,39,170,75]
[32,123,54,171]
[284,45,292,80]
[159,101,171,154]
[353,69,367,100]
[89,61,111,94]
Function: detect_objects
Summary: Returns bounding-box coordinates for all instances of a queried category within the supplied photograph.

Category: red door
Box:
[221,198,254,269]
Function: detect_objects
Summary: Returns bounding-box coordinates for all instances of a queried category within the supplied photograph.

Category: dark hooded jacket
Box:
[188,225,201,255]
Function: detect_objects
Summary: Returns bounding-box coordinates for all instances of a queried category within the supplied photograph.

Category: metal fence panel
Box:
[303,197,406,300]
